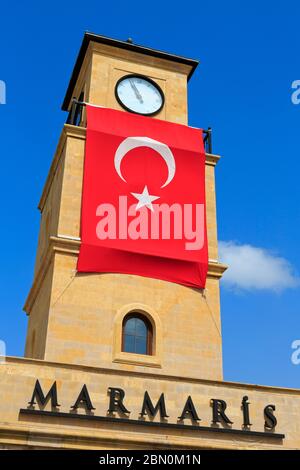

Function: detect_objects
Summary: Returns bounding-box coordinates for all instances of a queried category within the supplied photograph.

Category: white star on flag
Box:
[131,185,160,212]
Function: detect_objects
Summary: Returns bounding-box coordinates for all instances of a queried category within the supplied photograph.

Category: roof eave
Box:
[62,32,199,111]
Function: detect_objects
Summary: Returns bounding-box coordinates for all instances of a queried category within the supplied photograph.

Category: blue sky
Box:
[0,1,299,388]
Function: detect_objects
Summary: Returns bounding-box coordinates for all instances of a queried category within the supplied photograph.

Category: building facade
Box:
[0,33,299,450]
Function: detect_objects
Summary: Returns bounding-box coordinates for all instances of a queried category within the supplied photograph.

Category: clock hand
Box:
[129,79,144,103]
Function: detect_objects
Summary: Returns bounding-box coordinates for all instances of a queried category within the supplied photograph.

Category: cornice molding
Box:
[0,422,265,451]
[24,235,227,315]
[205,153,221,166]
[38,125,221,213]
[207,260,227,278]
[23,235,80,314]
[6,355,300,396]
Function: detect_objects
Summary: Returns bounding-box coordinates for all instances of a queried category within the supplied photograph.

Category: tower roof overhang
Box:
[62,32,199,111]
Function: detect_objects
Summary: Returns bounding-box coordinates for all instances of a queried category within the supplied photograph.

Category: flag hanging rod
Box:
[70,99,102,108]
[66,98,212,154]
[73,98,87,106]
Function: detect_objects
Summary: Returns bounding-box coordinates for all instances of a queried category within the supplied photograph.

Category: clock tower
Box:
[0,31,297,451]
[24,33,226,381]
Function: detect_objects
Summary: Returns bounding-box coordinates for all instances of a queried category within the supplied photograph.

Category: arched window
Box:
[122,313,153,355]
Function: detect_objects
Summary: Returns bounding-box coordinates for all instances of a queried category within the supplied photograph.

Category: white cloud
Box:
[219,241,300,292]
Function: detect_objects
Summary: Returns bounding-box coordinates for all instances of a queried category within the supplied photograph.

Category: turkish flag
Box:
[77,105,208,288]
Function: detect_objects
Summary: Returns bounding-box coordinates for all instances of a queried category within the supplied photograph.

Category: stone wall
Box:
[0,357,298,449]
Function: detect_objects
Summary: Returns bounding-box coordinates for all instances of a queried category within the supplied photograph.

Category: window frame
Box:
[122,312,153,356]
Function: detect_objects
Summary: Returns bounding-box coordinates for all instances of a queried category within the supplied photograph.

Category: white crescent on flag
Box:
[114,136,176,188]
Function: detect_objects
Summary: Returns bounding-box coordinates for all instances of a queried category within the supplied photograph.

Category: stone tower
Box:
[24,33,226,381]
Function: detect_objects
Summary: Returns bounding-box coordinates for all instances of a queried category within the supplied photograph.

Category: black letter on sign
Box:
[108,387,130,415]
[264,404,277,430]
[28,380,60,409]
[241,396,252,427]
[140,391,169,419]
[211,399,233,424]
[71,384,95,411]
[178,396,200,422]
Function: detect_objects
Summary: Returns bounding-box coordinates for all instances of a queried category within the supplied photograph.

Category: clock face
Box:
[115,75,164,116]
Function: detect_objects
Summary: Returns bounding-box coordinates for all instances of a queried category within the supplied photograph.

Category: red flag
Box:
[77,105,208,288]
